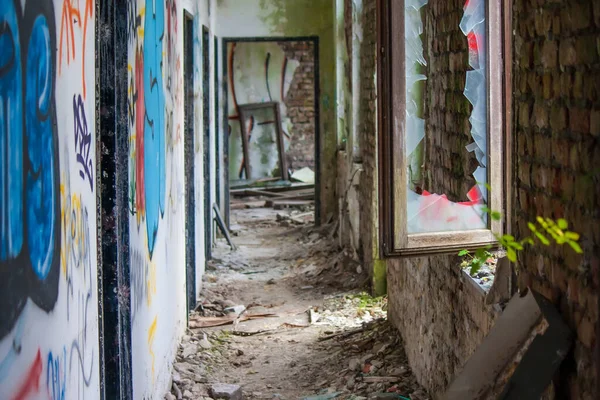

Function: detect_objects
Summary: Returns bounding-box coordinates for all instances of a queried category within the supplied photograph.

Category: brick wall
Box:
[513,0,600,397]
[345,0,353,90]
[388,257,499,394]
[422,0,476,200]
[279,41,316,170]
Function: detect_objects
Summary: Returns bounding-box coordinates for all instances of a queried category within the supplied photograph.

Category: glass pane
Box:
[241,106,282,179]
[405,0,488,233]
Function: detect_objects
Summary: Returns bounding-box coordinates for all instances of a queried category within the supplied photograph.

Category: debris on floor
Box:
[166,207,428,400]
[291,167,315,184]
[230,179,315,211]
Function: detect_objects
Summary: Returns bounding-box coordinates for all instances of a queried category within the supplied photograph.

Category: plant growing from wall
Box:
[459,186,583,276]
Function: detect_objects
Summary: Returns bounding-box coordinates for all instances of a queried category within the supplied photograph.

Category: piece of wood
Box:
[265,194,314,207]
[231,188,287,198]
[271,200,314,210]
[443,288,571,400]
[189,313,277,328]
[213,204,236,250]
[362,376,399,384]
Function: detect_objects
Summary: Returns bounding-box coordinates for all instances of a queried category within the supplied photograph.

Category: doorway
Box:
[203,26,212,262]
[222,37,320,224]
[183,13,196,313]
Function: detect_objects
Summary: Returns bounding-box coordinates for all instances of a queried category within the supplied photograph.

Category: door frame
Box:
[221,36,321,224]
[183,11,196,314]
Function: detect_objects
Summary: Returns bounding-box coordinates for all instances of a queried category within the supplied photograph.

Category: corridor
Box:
[166,207,427,399]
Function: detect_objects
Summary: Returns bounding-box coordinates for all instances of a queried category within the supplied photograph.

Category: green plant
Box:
[458,248,494,276]
[459,185,583,276]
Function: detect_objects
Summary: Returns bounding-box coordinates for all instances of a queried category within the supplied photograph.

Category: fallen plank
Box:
[231,188,288,198]
[189,313,278,328]
[230,200,266,209]
[362,376,399,384]
[271,200,314,210]
[318,326,368,342]
[213,204,236,250]
[265,194,314,207]
[443,288,571,400]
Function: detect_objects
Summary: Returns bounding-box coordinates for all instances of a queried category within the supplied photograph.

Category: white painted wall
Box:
[127,0,188,398]
[0,0,99,399]
[127,0,216,398]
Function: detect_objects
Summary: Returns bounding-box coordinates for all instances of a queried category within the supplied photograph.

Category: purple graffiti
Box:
[73,94,93,191]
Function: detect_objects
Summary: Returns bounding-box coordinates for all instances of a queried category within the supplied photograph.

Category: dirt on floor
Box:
[166,207,429,400]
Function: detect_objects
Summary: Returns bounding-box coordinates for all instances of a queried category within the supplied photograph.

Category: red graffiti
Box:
[467,31,478,53]
[11,350,43,400]
[420,186,483,223]
[135,49,146,224]
[59,0,94,98]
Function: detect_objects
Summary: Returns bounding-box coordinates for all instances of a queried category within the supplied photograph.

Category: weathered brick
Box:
[590,109,600,137]
[577,316,595,348]
[541,40,558,68]
[549,105,567,131]
[569,108,590,134]
[559,38,577,66]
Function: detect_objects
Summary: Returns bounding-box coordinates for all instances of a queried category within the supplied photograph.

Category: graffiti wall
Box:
[0,0,99,399]
[127,0,199,397]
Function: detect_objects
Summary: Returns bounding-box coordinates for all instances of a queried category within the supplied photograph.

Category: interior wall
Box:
[216,0,336,222]
[126,0,214,397]
[225,40,315,179]
[0,0,100,398]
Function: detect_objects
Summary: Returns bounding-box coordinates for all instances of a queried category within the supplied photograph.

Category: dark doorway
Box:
[183,13,196,313]
[214,36,220,210]
[203,26,212,262]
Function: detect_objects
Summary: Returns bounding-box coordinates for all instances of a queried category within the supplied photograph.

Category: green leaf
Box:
[535,231,551,245]
[469,260,483,276]
[568,241,583,254]
[458,250,469,256]
[506,247,517,262]
[475,248,487,259]
[503,234,515,242]
[565,231,580,241]
[507,241,524,250]
[527,222,537,232]
[491,211,502,221]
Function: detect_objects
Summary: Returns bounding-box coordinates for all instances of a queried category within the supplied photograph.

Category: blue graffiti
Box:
[47,348,67,400]
[0,0,60,339]
[143,0,166,258]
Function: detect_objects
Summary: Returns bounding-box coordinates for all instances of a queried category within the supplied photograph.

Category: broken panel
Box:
[405,0,489,234]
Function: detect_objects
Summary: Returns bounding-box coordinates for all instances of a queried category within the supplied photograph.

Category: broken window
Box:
[378,0,505,256]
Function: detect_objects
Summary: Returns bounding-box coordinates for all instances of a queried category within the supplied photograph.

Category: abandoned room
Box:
[0,0,598,399]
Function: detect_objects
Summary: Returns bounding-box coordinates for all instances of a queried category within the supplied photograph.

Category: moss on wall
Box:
[372,258,387,296]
